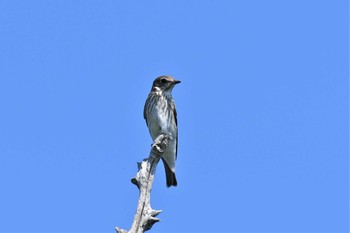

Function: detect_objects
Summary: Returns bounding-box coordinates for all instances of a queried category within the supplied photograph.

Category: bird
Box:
[144,75,181,187]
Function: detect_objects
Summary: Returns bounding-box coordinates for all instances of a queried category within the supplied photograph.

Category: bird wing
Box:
[171,99,178,159]
[143,95,150,126]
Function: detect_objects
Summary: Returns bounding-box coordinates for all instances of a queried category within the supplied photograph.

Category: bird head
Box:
[152,75,181,93]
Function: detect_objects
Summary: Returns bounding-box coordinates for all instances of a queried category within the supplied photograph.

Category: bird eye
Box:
[160,78,167,83]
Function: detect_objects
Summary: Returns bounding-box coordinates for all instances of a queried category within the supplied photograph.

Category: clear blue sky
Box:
[0,1,348,233]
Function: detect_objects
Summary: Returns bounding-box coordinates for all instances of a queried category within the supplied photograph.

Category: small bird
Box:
[144,75,181,187]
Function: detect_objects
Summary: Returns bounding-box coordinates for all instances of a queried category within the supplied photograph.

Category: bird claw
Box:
[151,134,169,153]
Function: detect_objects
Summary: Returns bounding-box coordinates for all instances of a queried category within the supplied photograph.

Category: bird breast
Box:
[148,96,176,141]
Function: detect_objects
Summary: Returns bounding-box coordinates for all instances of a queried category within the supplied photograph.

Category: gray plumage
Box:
[144,75,180,187]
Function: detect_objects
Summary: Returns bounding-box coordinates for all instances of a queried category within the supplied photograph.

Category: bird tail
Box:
[162,158,177,187]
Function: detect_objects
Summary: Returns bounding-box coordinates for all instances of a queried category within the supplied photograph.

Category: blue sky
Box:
[0,1,348,233]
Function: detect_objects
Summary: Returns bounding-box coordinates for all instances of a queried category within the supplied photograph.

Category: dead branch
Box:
[116,134,169,233]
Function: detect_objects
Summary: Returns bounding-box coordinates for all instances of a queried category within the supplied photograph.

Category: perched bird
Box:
[144,75,181,187]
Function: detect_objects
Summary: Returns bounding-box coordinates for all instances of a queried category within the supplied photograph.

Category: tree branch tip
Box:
[130,177,139,188]
[144,217,161,231]
[149,216,161,223]
[115,227,127,233]
[150,209,162,217]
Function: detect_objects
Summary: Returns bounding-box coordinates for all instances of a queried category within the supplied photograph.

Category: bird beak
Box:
[173,80,181,84]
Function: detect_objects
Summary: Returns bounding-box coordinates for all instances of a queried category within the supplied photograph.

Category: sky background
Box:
[0,1,348,233]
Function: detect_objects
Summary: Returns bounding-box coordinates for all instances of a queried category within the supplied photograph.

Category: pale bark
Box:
[116,134,168,233]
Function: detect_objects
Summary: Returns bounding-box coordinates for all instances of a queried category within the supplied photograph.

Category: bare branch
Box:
[116,134,169,233]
